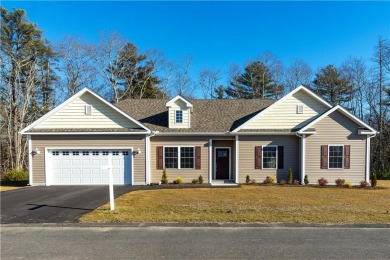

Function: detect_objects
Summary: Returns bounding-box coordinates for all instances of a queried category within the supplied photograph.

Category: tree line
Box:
[1,8,389,178]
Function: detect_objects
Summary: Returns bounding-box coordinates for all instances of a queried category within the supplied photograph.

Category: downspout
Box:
[366,133,377,183]
[296,133,306,185]
[145,131,159,185]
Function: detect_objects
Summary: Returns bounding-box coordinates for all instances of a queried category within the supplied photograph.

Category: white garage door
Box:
[50,149,132,185]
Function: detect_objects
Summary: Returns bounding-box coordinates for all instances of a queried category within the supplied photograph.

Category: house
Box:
[20,86,378,186]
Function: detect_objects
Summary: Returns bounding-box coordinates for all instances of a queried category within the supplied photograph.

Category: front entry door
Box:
[215,148,230,179]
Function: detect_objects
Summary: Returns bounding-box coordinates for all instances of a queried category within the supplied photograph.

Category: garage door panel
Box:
[50,149,132,185]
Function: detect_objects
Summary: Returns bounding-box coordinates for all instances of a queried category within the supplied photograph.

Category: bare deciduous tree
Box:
[284,58,312,92]
[198,68,221,99]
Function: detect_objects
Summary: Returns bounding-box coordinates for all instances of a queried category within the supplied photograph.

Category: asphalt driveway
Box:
[0,186,136,223]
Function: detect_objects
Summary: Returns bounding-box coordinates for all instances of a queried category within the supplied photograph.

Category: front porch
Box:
[209,138,238,184]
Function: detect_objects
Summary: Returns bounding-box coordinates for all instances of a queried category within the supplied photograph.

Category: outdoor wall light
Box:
[132,147,141,156]
[31,148,41,156]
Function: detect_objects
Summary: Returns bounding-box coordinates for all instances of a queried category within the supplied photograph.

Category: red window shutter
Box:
[278,146,284,169]
[195,146,201,169]
[157,146,163,170]
[344,145,350,169]
[255,146,262,169]
[321,145,328,169]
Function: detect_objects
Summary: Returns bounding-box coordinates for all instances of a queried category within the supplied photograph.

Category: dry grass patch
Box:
[0,186,23,192]
[81,182,390,224]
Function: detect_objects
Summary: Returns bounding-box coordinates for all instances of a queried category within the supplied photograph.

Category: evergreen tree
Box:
[108,42,164,101]
[312,65,354,106]
[225,61,283,99]
[213,85,226,99]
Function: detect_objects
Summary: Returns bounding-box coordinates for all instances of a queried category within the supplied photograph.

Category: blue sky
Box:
[2,1,390,91]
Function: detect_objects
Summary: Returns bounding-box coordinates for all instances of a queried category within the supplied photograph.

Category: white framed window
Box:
[175,110,183,123]
[329,145,343,169]
[85,105,92,115]
[164,146,194,169]
[297,104,304,114]
[72,151,79,156]
[262,145,278,169]
[52,151,59,156]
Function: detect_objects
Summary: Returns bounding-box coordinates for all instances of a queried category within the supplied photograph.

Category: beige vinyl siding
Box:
[242,90,329,130]
[238,136,299,183]
[151,136,209,183]
[35,92,139,129]
[168,99,191,128]
[31,135,146,185]
[305,110,366,185]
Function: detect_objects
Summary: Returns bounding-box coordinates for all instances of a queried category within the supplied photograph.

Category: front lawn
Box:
[80,181,390,224]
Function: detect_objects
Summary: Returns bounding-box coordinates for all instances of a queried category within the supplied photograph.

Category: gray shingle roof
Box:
[116,99,275,132]
[27,128,146,133]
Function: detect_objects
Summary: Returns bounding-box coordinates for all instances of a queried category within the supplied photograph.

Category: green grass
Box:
[80,181,390,224]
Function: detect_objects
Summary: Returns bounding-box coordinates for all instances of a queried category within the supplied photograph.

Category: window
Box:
[82,151,89,156]
[175,110,183,123]
[85,105,92,115]
[112,151,119,156]
[122,151,129,156]
[329,145,343,169]
[262,146,277,169]
[92,151,99,156]
[102,151,109,156]
[62,151,69,156]
[52,151,59,156]
[72,151,79,156]
[164,147,194,169]
[297,104,304,114]
[180,147,194,169]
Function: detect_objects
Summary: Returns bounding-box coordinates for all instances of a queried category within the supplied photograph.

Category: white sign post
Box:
[102,154,114,211]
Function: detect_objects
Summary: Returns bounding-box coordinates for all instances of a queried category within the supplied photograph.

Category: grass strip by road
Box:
[80,181,390,224]
[0,186,24,192]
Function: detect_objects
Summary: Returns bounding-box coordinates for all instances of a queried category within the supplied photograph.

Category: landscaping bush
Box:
[263,176,275,184]
[377,170,390,180]
[246,175,250,184]
[192,179,198,184]
[335,178,346,187]
[279,179,287,185]
[173,176,184,184]
[345,182,353,188]
[360,180,370,188]
[292,179,300,185]
[371,171,377,187]
[318,177,328,186]
[288,168,293,184]
[198,175,203,184]
[304,174,309,185]
[2,168,28,182]
[161,168,168,184]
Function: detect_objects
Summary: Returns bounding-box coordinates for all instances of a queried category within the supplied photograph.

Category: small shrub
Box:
[304,174,309,185]
[287,168,293,184]
[246,175,250,184]
[198,175,203,184]
[250,179,256,184]
[192,179,198,184]
[292,179,300,185]
[161,168,168,184]
[279,179,287,185]
[335,178,346,187]
[371,171,377,187]
[173,176,184,184]
[2,168,28,182]
[377,170,390,180]
[263,176,275,184]
[345,182,353,188]
[318,177,328,186]
[360,180,370,188]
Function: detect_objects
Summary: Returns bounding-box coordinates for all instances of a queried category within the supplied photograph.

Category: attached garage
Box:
[49,149,132,185]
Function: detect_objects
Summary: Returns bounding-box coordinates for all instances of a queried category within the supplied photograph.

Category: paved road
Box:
[0,186,137,223]
[1,225,389,259]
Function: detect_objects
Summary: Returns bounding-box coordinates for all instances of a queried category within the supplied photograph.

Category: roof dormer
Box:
[166,95,192,128]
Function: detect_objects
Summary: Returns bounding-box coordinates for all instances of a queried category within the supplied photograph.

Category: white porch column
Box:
[145,136,151,185]
[235,135,239,184]
[28,135,33,186]
[209,139,212,183]
[300,134,306,184]
[365,135,371,182]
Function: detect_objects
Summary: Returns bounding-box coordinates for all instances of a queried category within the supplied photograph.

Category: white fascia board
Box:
[233,132,297,136]
[26,131,150,135]
[299,105,378,134]
[20,87,151,134]
[232,85,332,133]
[166,95,193,109]
[155,132,230,136]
